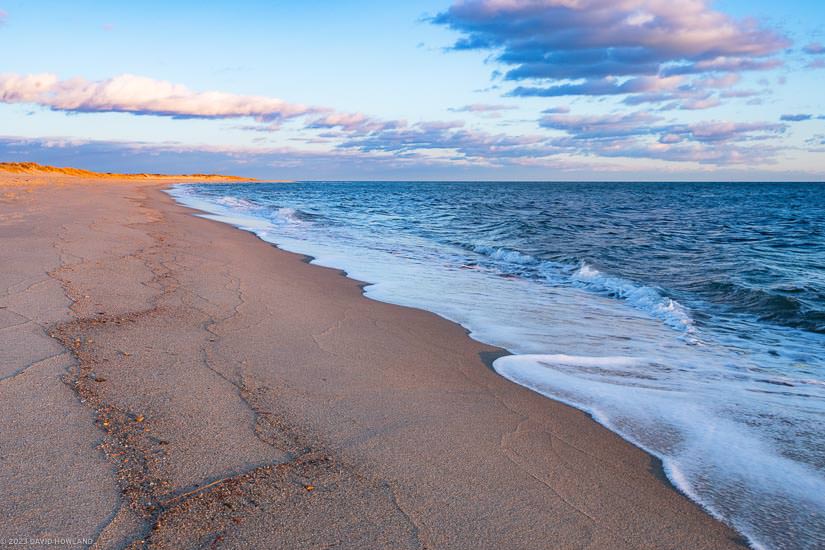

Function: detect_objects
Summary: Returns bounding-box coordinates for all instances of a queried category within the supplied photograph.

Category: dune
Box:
[0,161,258,182]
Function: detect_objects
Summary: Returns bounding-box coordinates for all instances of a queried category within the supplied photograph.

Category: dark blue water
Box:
[170,181,825,550]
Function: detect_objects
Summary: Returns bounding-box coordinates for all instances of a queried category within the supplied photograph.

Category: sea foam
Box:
[571,263,696,334]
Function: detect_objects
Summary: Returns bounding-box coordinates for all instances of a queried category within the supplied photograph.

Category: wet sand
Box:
[0,172,747,549]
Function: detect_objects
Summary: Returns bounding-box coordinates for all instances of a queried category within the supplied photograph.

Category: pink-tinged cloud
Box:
[663,56,782,76]
[684,121,785,142]
[541,111,785,142]
[306,112,406,133]
[679,96,721,110]
[0,73,321,121]
[538,110,787,164]
[620,72,754,110]
[433,0,788,103]
[539,111,664,139]
[803,42,825,55]
[696,73,741,89]
[449,103,517,113]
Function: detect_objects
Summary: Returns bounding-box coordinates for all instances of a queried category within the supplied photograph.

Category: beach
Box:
[0,172,747,549]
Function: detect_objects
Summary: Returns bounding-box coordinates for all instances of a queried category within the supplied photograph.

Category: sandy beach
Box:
[0,171,747,549]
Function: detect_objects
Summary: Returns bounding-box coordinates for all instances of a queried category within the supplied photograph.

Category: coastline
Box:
[167,185,715,522]
[0,173,747,548]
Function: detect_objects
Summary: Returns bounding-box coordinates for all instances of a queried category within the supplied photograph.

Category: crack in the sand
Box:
[0,351,71,384]
[35,187,429,549]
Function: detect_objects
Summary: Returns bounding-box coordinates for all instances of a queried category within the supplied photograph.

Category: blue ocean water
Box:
[169,181,825,550]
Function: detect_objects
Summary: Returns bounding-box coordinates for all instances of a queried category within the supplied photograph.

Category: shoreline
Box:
[1,174,747,548]
[162,185,751,549]
[167,185,746,544]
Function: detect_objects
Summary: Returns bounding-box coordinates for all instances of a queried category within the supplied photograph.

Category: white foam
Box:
[473,245,538,265]
[529,354,640,368]
[214,196,257,210]
[271,207,301,224]
[494,354,825,550]
[572,263,695,334]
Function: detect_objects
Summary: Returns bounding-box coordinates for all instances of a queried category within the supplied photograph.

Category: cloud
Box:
[806,134,825,148]
[661,57,782,76]
[337,121,556,161]
[518,74,730,110]
[678,96,721,110]
[781,114,813,122]
[589,140,783,165]
[432,0,787,103]
[541,111,784,141]
[448,103,518,119]
[305,112,405,133]
[541,106,570,114]
[539,111,663,139]
[719,89,760,99]
[684,121,785,142]
[449,103,516,113]
[510,75,684,97]
[537,111,786,164]
[0,73,321,121]
[803,42,825,55]
[0,10,7,26]
[618,73,754,110]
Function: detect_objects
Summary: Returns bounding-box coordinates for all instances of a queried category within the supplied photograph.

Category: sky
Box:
[1,0,824,180]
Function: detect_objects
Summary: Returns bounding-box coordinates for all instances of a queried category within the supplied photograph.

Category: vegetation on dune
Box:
[0,162,254,181]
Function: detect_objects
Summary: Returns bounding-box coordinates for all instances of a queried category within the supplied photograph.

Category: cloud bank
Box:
[0,69,795,170]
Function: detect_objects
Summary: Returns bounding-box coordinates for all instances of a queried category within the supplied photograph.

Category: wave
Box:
[572,263,695,334]
[471,245,695,335]
[704,281,825,334]
[472,245,540,266]
[213,196,258,210]
[274,207,304,224]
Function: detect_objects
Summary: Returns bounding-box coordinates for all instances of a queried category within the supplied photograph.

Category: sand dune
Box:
[0,161,257,182]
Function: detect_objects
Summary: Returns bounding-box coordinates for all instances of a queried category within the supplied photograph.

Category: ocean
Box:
[169,181,825,550]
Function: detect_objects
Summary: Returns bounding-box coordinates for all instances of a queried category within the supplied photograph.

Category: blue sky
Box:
[1,0,824,180]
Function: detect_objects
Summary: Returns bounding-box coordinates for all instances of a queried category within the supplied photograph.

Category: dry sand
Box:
[0,172,748,549]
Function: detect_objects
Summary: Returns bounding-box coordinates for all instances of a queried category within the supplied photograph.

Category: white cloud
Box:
[0,73,320,121]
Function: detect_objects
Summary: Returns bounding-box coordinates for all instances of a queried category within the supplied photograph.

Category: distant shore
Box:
[0,169,746,549]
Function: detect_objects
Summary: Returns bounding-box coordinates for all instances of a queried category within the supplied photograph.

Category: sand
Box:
[0,171,747,549]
